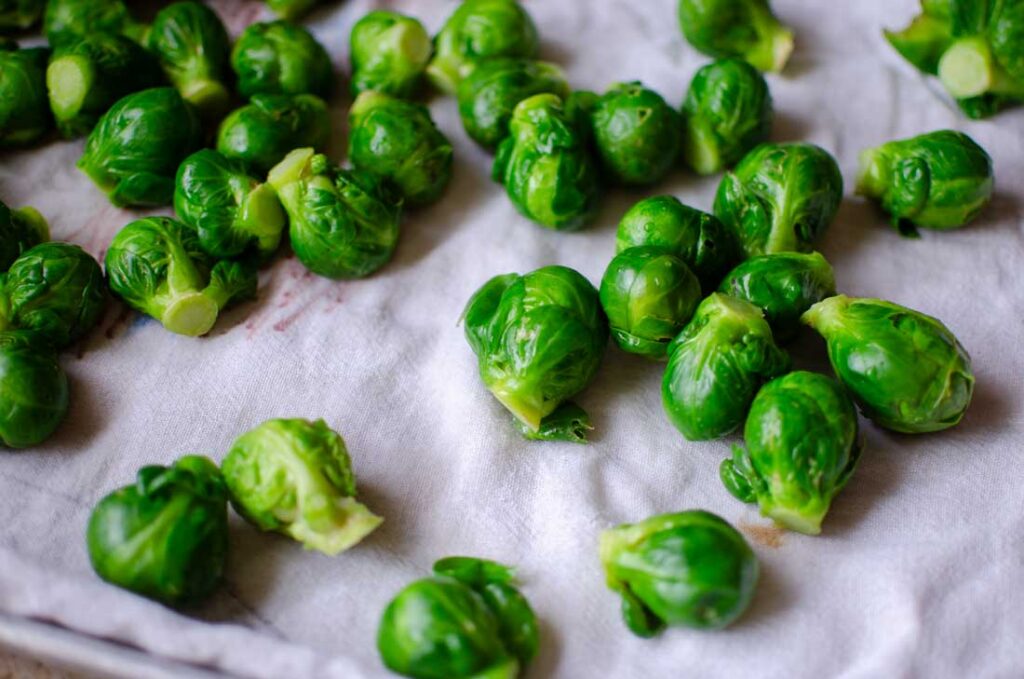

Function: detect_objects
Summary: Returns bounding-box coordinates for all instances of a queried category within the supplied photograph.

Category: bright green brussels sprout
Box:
[216,93,330,174]
[378,557,538,679]
[718,251,835,342]
[78,87,203,208]
[0,200,47,272]
[714,142,843,259]
[427,0,540,94]
[802,295,974,433]
[222,418,382,555]
[856,130,993,235]
[600,510,758,636]
[348,91,453,207]
[0,42,51,149]
[677,0,794,72]
[43,0,143,47]
[512,402,592,444]
[350,10,431,99]
[86,455,228,606]
[105,217,256,337]
[462,265,608,433]
[721,371,860,535]
[0,0,45,33]
[232,20,332,100]
[493,94,600,231]
[265,0,319,21]
[600,246,702,360]
[662,293,789,440]
[0,331,67,448]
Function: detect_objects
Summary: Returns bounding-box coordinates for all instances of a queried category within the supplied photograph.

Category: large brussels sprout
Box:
[378,557,539,679]
[714,143,843,258]
[802,295,974,433]
[0,0,44,33]
[721,371,860,535]
[222,418,382,555]
[86,456,228,606]
[78,87,203,208]
[348,91,453,207]
[350,10,431,99]
[0,200,47,273]
[662,293,789,440]
[232,21,332,100]
[677,0,794,72]
[216,94,330,174]
[600,510,758,636]
[265,0,318,21]
[43,0,143,46]
[0,331,67,448]
[0,42,51,149]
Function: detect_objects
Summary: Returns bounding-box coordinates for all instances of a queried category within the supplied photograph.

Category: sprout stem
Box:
[161,293,219,337]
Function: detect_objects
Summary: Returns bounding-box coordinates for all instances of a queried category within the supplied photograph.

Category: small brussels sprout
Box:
[462,266,608,433]
[427,0,540,94]
[0,0,44,33]
[105,217,256,337]
[265,0,318,21]
[512,402,593,444]
[232,20,332,100]
[856,130,993,235]
[493,94,601,231]
[714,142,843,258]
[43,0,143,47]
[86,456,228,605]
[718,251,835,342]
[677,0,794,73]
[221,418,382,555]
[78,87,203,208]
[216,94,330,174]
[600,510,758,636]
[350,10,431,99]
[0,200,48,272]
[802,295,974,433]
[348,91,453,207]
[378,557,539,679]
[600,246,702,360]
[722,371,860,535]
[268,149,401,280]
[662,293,789,440]
[0,43,51,149]
[0,331,67,448]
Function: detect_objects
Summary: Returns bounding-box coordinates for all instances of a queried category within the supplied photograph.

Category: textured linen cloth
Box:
[0,1,1022,677]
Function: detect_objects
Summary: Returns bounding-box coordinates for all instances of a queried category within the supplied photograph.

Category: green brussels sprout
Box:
[0,0,45,33]
[802,295,974,433]
[677,0,794,72]
[216,93,330,174]
[662,293,789,440]
[462,265,608,433]
[378,557,538,679]
[78,87,203,208]
[105,217,257,337]
[221,418,382,555]
[0,43,51,149]
[0,200,47,272]
[512,402,593,444]
[721,371,861,535]
[855,130,993,235]
[43,0,143,47]
[86,455,228,606]
[174,149,286,261]
[682,58,772,175]
[717,251,835,342]
[599,246,702,360]
[493,94,601,231]
[348,91,453,207]
[350,10,431,99]
[600,510,758,636]
[232,20,332,100]
[265,0,318,21]
[714,142,844,258]
[427,0,540,94]
[0,331,67,448]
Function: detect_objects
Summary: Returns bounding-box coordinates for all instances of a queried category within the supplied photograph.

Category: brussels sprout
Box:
[802,295,974,433]
[714,142,843,258]
[268,149,401,280]
[86,456,228,605]
[677,0,794,73]
[350,10,431,99]
[600,246,702,360]
[662,293,789,440]
[428,0,540,94]
[0,331,67,448]
[721,371,860,535]
[105,217,256,337]
[718,251,835,342]
[493,94,600,231]
[0,42,51,148]
[216,94,330,174]
[0,200,47,273]
[78,87,203,208]
[0,0,44,33]
[222,418,382,555]
[512,402,593,444]
[378,557,538,679]
[348,91,453,207]
[462,266,608,434]
[265,0,318,21]
[232,20,332,100]
[43,0,143,47]
[600,510,758,636]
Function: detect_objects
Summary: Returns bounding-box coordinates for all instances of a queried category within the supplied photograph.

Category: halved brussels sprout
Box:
[43,0,144,47]
[0,0,44,34]
[216,94,330,174]
[350,10,431,99]
[0,42,51,149]
[677,0,794,72]
[0,200,48,272]
[232,20,333,100]
[0,331,67,449]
